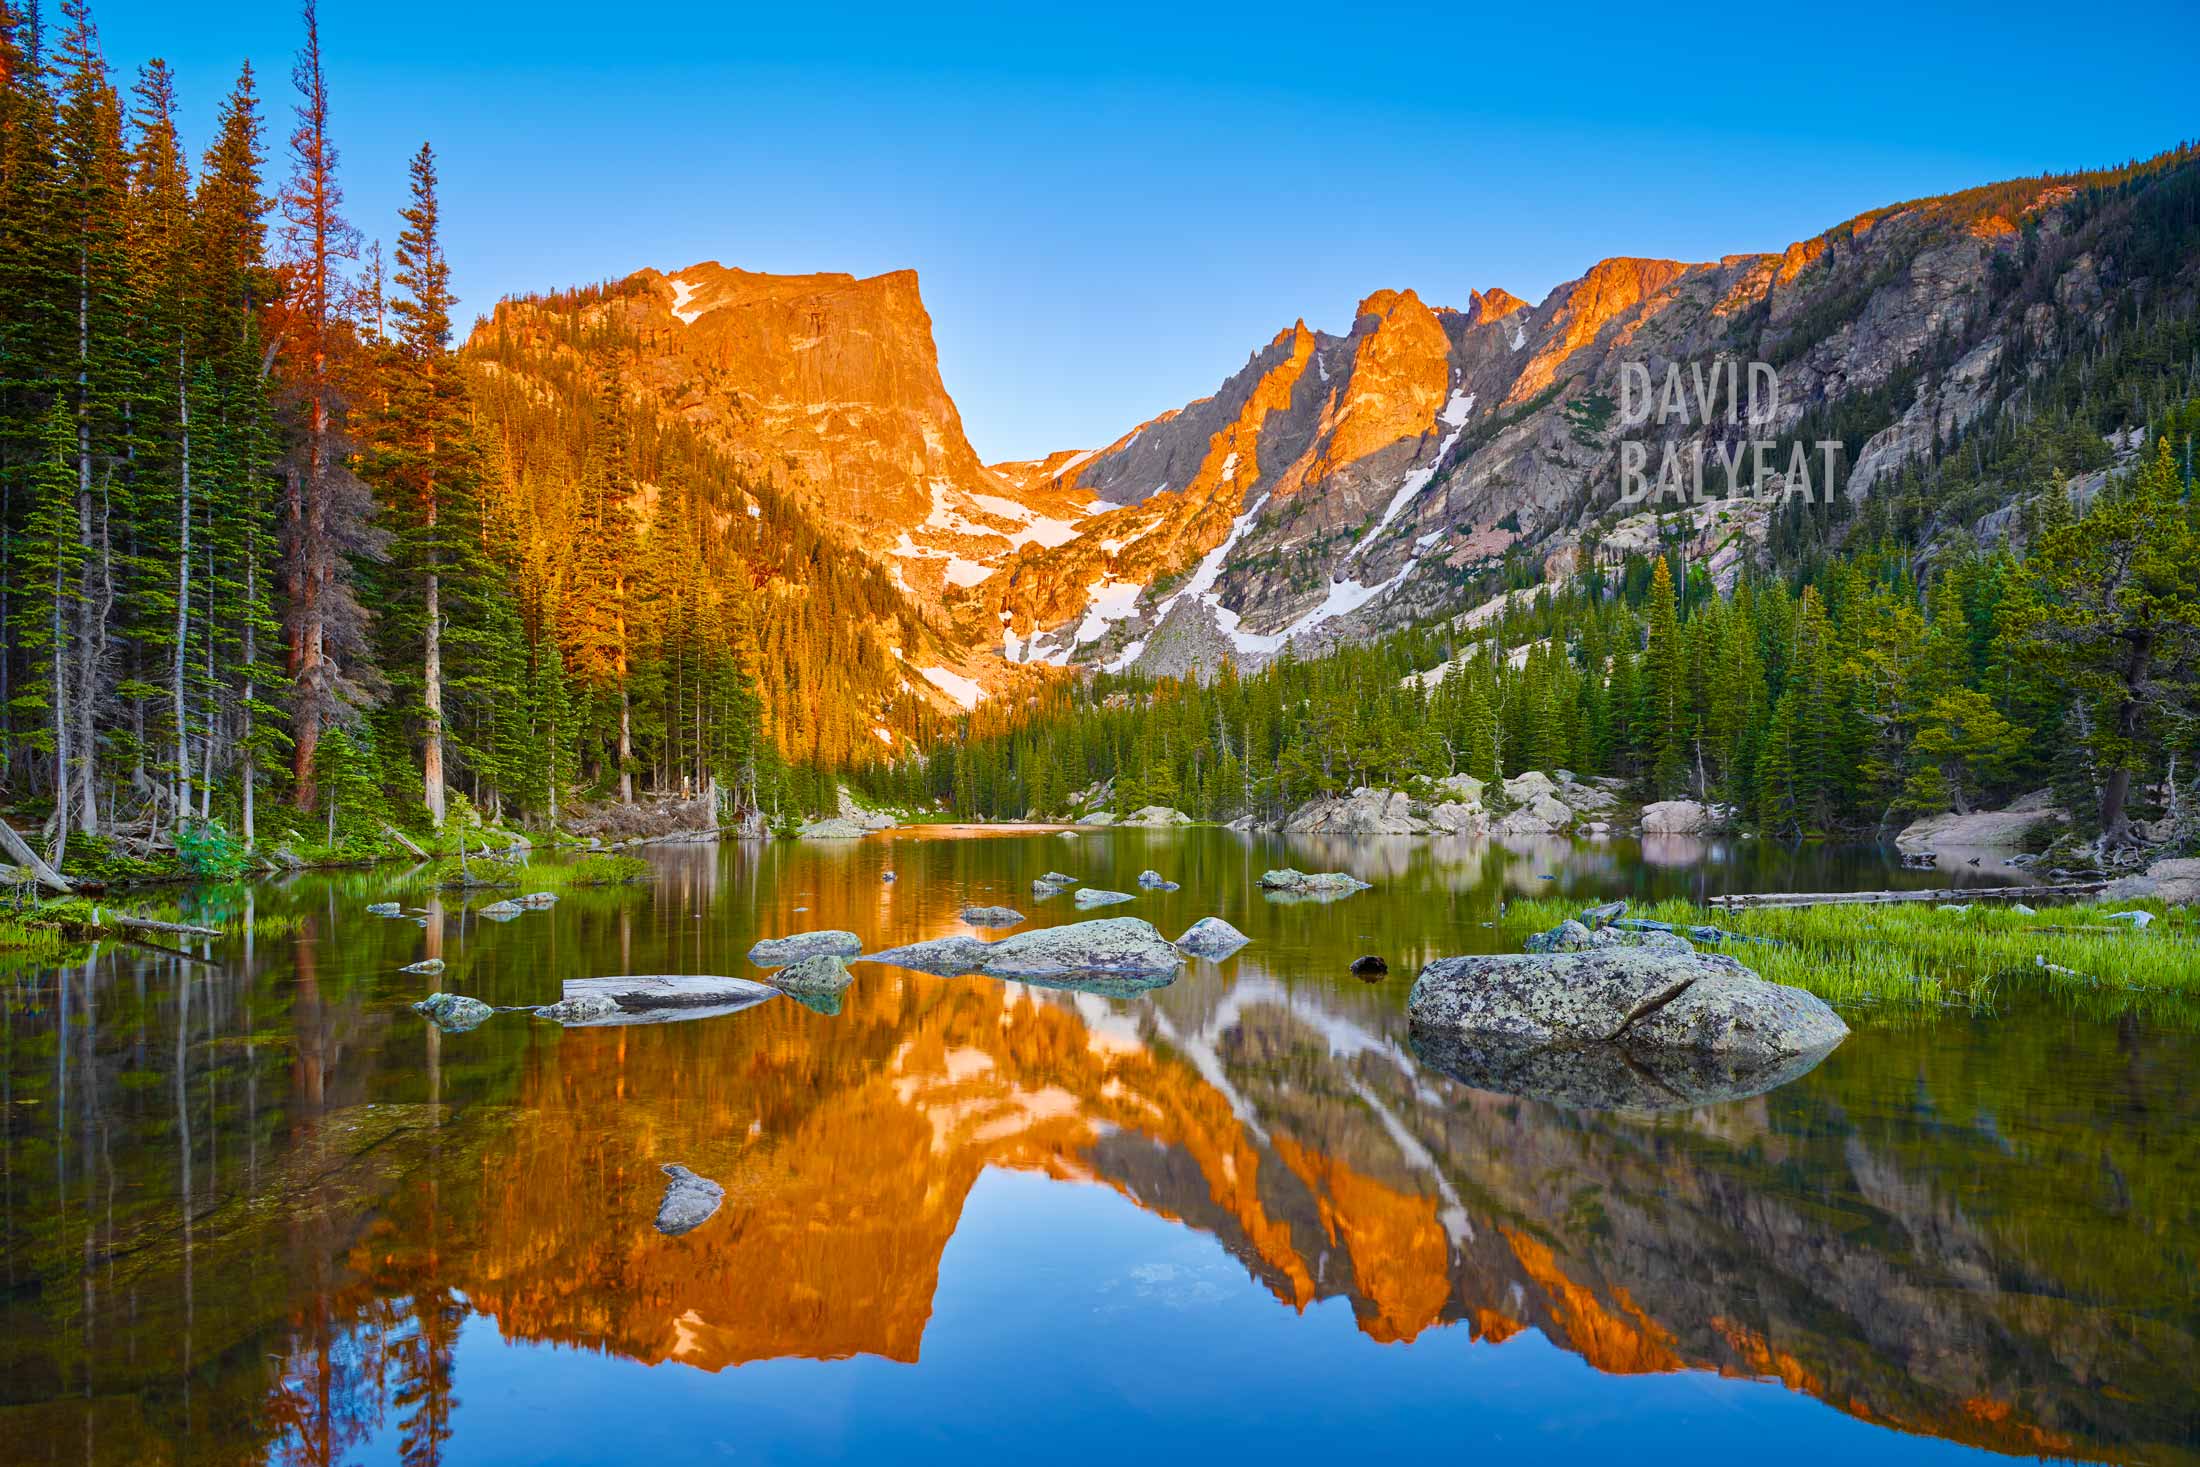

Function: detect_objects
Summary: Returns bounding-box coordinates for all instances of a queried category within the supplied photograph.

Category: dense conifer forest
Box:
[0,0,817,872]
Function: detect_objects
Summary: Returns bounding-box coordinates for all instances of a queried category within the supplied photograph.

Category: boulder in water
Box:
[518,891,558,909]
[536,992,620,1024]
[863,935,995,975]
[655,1164,725,1237]
[412,992,493,1031]
[477,900,523,921]
[959,905,1025,928]
[978,917,1182,980]
[1135,869,1179,891]
[1351,955,1389,979]
[1073,887,1136,908]
[1258,869,1371,899]
[367,901,402,917]
[1174,917,1250,959]
[1409,948,1847,1059]
[401,957,446,975]
[748,930,862,966]
[768,953,852,1000]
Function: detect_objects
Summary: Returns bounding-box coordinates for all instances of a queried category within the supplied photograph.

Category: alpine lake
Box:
[3,825,2194,1465]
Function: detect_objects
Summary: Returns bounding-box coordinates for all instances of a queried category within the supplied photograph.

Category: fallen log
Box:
[1707,881,2109,911]
[552,974,779,1027]
[382,823,430,860]
[107,912,224,939]
[0,819,73,895]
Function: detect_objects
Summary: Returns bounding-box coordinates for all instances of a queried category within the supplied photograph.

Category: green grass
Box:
[420,851,650,892]
[1502,896,2200,1017]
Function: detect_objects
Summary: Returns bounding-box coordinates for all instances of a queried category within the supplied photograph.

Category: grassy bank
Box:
[1501,896,2200,1017]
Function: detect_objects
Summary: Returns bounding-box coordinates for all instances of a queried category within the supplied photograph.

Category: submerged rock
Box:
[959,905,1025,928]
[881,870,897,883]
[477,900,523,921]
[412,992,493,1031]
[1135,869,1180,891]
[1409,949,1847,1058]
[401,958,447,975]
[1073,887,1136,908]
[748,929,862,966]
[1351,955,1389,979]
[1174,917,1250,959]
[1038,871,1077,885]
[367,901,402,917]
[535,991,620,1024]
[1258,869,1371,899]
[655,1164,725,1236]
[518,891,558,909]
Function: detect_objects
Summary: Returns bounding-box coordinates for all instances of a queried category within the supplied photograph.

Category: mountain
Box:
[964,146,2200,682]
[471,146,2198,733]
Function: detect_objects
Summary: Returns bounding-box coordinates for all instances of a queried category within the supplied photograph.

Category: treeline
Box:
[863,409,2200,848]
[0,0,794,871]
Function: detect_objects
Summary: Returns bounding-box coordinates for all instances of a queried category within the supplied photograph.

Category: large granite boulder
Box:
[1408,949,1847,1059]
[535,991,620,1024]
[859,918,1184,985]
[1119,805,1193,827]
[795,817,872,840]
[1073,887,1136,907]
[1495,792,1575,835]
[1641,799,1715,835]
[863,934,995,975]
[959,905,1025,928]
[1283,787,1426,834]
[748,929,862,966]
[1895,788,2063,856]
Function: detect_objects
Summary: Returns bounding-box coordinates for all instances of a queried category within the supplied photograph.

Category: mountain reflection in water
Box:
[0,829,2193,1465]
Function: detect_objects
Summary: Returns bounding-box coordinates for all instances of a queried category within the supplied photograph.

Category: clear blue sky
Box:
[92,0,2194,462]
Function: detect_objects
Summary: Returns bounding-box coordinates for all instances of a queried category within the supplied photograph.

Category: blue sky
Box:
[92,0,2194,461]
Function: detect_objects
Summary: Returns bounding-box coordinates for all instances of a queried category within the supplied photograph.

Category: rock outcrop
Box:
[1895,789,2064,855]
[958,906,1025,928]
[1258,869,1372,898]
[858,917,1182,987]
[1117,806,1193,828]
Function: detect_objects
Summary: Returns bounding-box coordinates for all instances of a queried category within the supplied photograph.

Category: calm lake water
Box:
[3,828,2194,1465]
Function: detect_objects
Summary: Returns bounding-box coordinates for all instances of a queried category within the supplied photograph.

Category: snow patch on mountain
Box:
[918,665,985,710]
[666,277,705,325]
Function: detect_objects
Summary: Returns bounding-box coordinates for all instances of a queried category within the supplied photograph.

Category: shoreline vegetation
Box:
[1503,896,2200,1016]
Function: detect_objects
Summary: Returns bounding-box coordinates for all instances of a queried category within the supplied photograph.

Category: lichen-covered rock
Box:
[1174,917,1250,959]
[959,905,1025,928]
[1895,788,2063,855]
[401,958,446,975]
[1523,919,1594,953]
[1258,869,1372,897]
[412,992,492,1031]
[1495,792,1575,835]
[535,991,620,1024]
[1136,869,1179,890]
[1501,771,1558,805]
[1118,805,1193,827]
[655,1164,725,1237]
[1073,887,1136,908]
[977,917,1182,979]
[1283,787,1427,834]
[1409,949,1846,1058]
[769,953,852,999]
[476,900,523,921]
[796,816,873,840]
[863,935,995,975]
[748,929,862,966]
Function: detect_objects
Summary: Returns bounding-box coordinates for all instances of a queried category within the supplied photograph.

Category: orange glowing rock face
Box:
[1301,289,1452,488]
[1506,256,1696,405]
